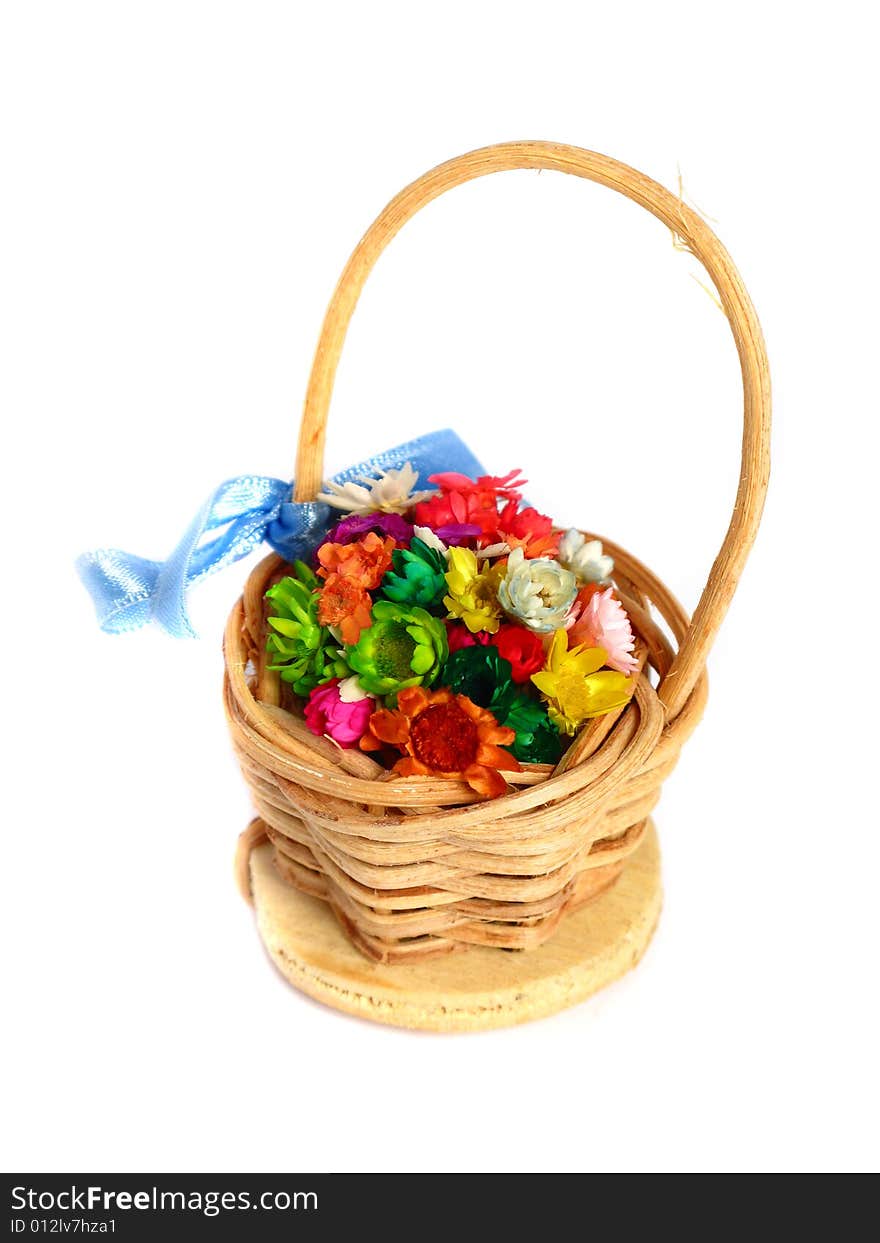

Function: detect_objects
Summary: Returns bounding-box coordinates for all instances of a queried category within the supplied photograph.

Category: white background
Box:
[2,2,877,1174]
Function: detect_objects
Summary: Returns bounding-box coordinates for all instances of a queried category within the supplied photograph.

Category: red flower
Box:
[428,468,526,501]
[415,489,499,535]
[490,500,559,559]
[416,469,527,536]
[489,624,546,683]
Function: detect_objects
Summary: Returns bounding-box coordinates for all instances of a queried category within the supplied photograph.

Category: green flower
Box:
[346,600,448,696]
[499,693,563,764]
[440,646,560,762]
[380,537,448,610]
[441,645,515,719]
[265,562,349,695]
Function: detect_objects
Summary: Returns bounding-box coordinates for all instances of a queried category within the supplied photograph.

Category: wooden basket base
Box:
[249,820,662,1032]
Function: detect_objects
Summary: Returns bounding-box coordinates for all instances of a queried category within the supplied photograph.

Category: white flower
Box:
[317,462,435,515]
[476,540,512,560]
[497,548,577,633]
[412,524,450,558]
[558,529,614,584]
[337,674,373,703]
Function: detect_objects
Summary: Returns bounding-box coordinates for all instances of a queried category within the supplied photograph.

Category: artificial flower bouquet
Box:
[265,463,639,800]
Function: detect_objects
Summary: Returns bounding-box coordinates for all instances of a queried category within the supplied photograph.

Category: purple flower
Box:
[432,523,482,545]
[325,512,414,546]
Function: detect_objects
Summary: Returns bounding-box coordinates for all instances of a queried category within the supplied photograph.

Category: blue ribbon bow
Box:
[76,429,485,637]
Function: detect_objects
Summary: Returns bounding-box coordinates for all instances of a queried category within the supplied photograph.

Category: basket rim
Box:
[224,528,707,831]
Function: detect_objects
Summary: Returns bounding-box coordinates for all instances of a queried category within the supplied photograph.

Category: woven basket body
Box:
[226,142,770,964]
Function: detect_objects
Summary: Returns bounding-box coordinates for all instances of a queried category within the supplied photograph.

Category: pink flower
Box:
[305,679,374,747]
[568,587,639,676]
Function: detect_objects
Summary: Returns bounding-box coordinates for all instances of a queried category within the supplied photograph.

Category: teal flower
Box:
[380,537,448,610]
[346,600,448,696]
[499,693,563,764]
[265,562,349,695]
[441,644,515,720]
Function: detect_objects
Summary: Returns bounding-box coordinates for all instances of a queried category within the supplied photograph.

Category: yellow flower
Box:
[444,547,503,634]
[531,629,633,735]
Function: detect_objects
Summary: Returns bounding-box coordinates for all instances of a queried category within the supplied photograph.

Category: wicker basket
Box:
[227,141,770,964]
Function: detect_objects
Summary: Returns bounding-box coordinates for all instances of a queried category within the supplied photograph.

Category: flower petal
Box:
[570,645,608,676]
[530,671,557,696]
[368,709,410,746]
[463,764,508,799]
[394,756,432,778]
[409,644,435,675]
[397,686,431,718]
[475,743,520,771]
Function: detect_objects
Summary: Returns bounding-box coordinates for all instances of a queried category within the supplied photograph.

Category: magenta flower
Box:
[445,622,491,655]
[304,679,374,747]
[433,522,482,545]
[325,512,413,547]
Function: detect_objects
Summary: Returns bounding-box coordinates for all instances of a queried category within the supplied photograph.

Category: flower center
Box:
[410,702,479,773]
[374,625,417,679]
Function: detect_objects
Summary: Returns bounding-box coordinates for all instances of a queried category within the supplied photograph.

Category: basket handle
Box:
[294,141,771,720]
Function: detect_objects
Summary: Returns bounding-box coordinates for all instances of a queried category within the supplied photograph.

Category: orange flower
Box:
[317,575,373,645]
[317,532,395,590]
[315,532,396,646]
[361,686,520,799]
